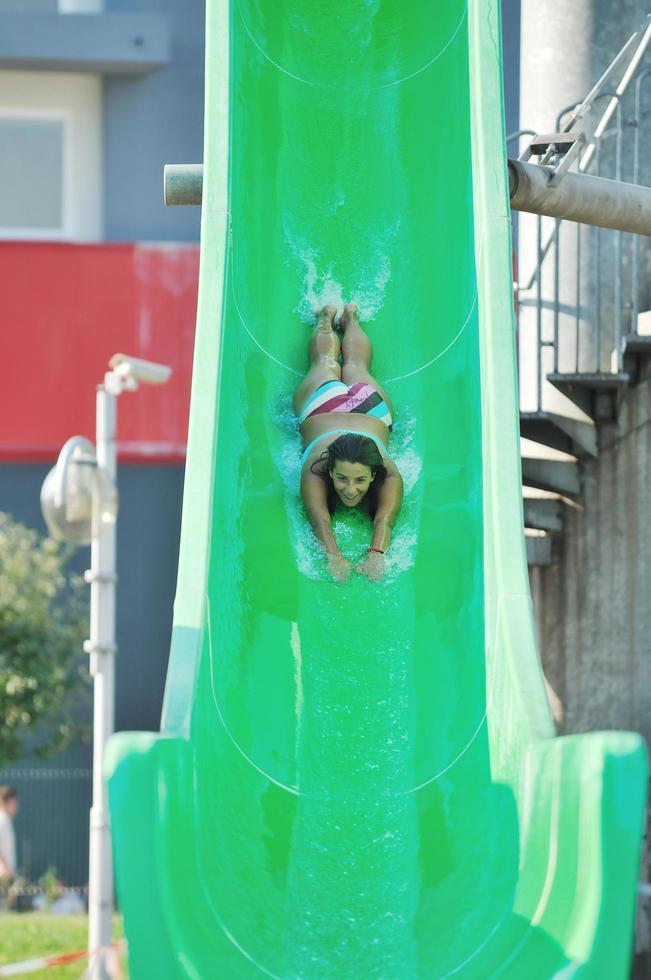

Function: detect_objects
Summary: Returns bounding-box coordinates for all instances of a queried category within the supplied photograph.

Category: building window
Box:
[0,115,66,235]
[0,72,102,242]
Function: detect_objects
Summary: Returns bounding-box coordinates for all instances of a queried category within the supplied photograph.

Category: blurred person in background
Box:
[0,786,18,910]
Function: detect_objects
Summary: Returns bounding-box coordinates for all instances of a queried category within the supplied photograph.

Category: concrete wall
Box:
[104,0,205,242]
[533,366,651,745]
[0,6,198,242]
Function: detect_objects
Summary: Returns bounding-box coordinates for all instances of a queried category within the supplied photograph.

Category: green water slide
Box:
[106,0,648,976]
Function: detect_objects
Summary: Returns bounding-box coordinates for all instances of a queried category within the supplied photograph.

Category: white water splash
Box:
[286,222,399,326]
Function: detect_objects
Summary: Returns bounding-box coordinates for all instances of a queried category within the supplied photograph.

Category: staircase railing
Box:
[512,16,651,413]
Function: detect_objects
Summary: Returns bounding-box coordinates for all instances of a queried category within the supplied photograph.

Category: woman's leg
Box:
[340,304,395,416]
[293,305,341,416]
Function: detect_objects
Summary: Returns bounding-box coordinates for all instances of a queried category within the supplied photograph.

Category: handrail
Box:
[512,15,651,407]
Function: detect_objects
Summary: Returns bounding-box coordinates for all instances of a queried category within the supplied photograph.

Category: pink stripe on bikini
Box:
[310,393,350,415]
[309,386,373,416]
[338,383,375,412]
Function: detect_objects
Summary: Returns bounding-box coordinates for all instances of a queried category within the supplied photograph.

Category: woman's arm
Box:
[300,467,352,581]
[300,468,339,555]
[356,466,404,581]
[370,467,404,552]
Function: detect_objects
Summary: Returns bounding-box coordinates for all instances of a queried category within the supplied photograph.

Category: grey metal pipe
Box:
[508,159,651,235]
[169,158,651,237]
[163,164,203,205]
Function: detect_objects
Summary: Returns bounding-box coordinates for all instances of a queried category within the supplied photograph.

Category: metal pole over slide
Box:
[165,161,651,236]
[508,159,651,234]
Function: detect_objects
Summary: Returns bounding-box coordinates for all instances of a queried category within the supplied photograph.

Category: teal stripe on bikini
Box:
[303,380,344,407]
[366,402,391,421]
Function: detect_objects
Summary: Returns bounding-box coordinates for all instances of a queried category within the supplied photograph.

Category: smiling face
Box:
[330,460,375,507]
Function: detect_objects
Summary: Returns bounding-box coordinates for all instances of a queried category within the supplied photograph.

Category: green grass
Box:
[0,915,126,978]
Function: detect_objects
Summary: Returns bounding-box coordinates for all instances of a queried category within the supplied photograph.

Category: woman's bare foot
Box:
[316,304,338,331]
[340,303,359,331]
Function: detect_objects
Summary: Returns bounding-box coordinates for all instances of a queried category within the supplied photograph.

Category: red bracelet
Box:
[368,547,385,554]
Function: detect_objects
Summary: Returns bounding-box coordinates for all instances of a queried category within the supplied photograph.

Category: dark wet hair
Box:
[310,433,387,518]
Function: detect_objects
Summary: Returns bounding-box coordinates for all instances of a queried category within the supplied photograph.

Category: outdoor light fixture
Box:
[40,436,117,545]
[39,354,171,980]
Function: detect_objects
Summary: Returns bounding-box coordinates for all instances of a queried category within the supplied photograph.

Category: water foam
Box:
[286,224,399,325]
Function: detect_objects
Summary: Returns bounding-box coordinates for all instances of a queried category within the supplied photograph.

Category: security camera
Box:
[108,353,172,386]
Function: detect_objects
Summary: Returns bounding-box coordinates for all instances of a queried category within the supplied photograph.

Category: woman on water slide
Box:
[294,303,404,583]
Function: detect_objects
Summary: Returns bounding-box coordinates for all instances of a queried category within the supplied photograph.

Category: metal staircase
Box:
[511,17,651,566]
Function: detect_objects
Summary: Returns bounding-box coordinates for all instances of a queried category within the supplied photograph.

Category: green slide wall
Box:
[106,0,648,976]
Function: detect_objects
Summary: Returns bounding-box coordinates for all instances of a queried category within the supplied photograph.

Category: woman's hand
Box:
[356,550,385,581]
[328,555,353,583]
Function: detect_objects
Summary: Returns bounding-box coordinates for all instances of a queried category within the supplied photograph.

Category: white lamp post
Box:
[41,354,171,980]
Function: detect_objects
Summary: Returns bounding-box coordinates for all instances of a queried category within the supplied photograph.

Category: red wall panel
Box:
[1,242,199,462]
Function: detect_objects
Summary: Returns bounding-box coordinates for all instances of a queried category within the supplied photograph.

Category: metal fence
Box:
[513,50,651,412]
[0,766,91,896]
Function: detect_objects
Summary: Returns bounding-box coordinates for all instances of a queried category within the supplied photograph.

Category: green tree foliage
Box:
[0,513,89,766]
